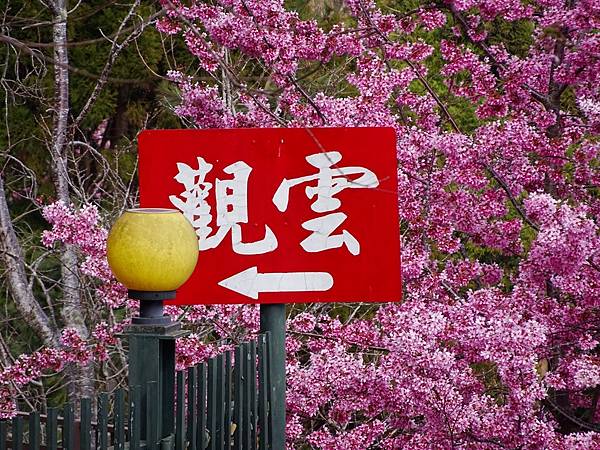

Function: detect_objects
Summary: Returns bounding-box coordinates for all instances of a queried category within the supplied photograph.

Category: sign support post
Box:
[260,303,286,448]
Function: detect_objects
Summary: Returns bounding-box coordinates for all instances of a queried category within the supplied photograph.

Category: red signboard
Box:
[138,128,401,304]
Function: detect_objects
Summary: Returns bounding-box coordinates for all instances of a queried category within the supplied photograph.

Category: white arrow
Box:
[218,266,334,299]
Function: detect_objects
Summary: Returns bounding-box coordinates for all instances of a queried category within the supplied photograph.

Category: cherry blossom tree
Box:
[153,0,600,447]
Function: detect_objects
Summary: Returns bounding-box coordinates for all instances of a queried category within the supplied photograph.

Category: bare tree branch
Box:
[0,174,58,347]
[0,34,156,85]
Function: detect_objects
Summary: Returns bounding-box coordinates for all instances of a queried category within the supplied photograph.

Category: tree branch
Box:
[0,34,156,85]
[0,174,58,347]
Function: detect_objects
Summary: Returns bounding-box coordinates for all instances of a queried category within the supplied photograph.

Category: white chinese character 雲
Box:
[170,157,277,255]
[272,151,379,255]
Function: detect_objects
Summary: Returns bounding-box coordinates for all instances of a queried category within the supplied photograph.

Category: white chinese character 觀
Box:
[170,157,277,255]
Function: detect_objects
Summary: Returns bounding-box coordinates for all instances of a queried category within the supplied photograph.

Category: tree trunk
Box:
[51,0,95,403]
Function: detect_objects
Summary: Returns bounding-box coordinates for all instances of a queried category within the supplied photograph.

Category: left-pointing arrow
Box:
[218,266,334,299]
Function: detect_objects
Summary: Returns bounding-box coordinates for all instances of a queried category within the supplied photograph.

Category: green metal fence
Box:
[0,334,273,450]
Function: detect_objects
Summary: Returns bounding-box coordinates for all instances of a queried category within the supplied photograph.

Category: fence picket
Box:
[216,353,224,450]
[146,381,159,450]
[12,416,22,450]
[130,385,141,450]
[258,335,269,450]
[175,371,185,450]
[244,343,252,450]
[224,351,232,450]
[250,341,258,450]
[115,389,125,450]
[238,343,249,450]
[28,412,40,450]
[0,420,7,450]
[80,398,92,450]
[98,393,109,450]
[187,366,197,450]
[207,358,217,450]
[46,408,58,450]
[197,363,207,450]
[62,403,74,450]
[233,344,244,450]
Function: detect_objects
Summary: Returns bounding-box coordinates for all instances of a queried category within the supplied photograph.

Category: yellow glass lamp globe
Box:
[107,208,198,292]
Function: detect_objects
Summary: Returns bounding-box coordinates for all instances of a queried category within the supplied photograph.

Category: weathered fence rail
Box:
[0,334,273,450]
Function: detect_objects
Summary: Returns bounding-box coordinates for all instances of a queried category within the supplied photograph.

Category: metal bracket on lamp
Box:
[128,290,176,325]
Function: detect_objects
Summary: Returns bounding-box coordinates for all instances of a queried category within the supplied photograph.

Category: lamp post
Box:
[107,208,198,447]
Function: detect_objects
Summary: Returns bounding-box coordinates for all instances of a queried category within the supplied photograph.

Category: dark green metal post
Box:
[259,304,285,449]
[125,320,188,446]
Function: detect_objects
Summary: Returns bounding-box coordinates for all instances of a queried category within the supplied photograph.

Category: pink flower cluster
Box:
[0,325,120,418]
[166,303,260,368]
[42,201,127,307]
